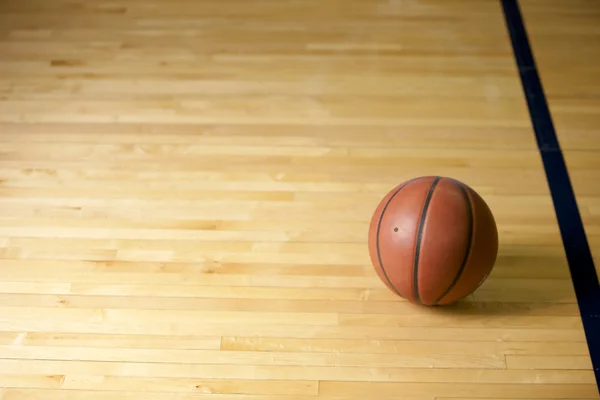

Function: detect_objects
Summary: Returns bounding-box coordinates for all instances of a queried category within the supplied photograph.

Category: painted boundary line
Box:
[501,0,600,390]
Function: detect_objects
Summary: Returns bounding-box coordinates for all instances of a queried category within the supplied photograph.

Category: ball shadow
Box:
[422,245,577,317]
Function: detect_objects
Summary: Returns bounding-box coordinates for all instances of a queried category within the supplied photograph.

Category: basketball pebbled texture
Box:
[368,176,498,306]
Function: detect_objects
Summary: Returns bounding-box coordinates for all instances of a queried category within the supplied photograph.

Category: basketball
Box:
[368,176,498,306]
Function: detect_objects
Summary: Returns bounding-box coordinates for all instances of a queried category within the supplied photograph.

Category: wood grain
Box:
[520,0,600,271]
[0,0,598,398]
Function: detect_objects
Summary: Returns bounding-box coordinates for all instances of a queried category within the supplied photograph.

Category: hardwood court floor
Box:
[520,0,600,271]
[0,0,598,399]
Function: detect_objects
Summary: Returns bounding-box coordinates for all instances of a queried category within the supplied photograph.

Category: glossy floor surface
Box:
[0,0,599,399]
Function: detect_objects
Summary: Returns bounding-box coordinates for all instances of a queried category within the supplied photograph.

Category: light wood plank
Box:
[0,345,507,369]
[0,360,594,385]
[220,337,590,356]
[319,381,599,398]
[435,398,599,400]
[506,355,594,370]
[2,389,392,400]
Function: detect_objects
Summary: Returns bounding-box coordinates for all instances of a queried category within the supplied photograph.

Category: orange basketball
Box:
[368,176,498,306]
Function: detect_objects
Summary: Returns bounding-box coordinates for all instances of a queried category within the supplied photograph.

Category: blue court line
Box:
[501,0,600,389]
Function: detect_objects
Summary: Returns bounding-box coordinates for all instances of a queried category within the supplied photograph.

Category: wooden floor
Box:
[0,0,599,398]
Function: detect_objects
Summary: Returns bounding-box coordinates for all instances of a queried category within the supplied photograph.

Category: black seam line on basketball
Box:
[432,181,473,305]
[412,176,441,305]
[375,178,417,298]
[502,0,600,389]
